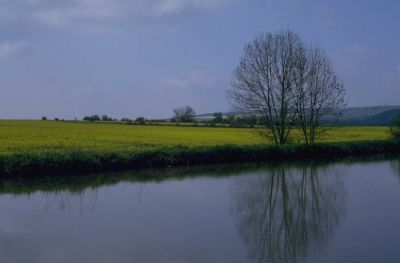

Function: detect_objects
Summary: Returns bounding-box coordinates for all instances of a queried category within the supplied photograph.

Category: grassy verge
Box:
[0,140,399,177]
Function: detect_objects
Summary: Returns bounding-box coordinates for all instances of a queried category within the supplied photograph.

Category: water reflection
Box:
[1,160,400,263]
[0,177,102,214]
[391,160,400,177]
[232,165,346,263]
[0,164,265,213]
[42,189,99,214]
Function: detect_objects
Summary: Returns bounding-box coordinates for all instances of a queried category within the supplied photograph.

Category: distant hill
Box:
[338,106,400,121]
[195,105,400,125]
[336,108,400,125]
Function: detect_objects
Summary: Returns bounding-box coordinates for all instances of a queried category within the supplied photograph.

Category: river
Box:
[1,159,400,263]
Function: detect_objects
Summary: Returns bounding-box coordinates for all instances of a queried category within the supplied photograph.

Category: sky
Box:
[0,0,399,119]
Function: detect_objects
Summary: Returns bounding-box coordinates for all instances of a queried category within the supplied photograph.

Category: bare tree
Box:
[228,31,303,145]
[294,48,346,144]
[173,106,196,122]
[228,30,346,145]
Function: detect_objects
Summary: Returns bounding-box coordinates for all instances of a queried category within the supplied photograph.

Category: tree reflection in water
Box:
[391,159,400,177]
[232,165,347,263]
[42,188,99,214]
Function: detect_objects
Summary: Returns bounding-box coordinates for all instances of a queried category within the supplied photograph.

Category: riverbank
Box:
[1,140,399,176]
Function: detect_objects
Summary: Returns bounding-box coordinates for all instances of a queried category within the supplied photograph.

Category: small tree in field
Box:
[83,115,101,122]
[101,115,113,121]
[135,117,146,125]
[173,106,196,122]
[213,112,224,123]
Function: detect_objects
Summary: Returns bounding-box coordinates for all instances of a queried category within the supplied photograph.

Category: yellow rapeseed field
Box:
[0,120,391,155]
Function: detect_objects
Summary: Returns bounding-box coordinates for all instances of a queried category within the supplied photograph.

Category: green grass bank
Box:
[1,140,399,176]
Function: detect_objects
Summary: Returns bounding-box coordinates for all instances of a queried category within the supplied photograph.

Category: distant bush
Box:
[101,115,113,121]
[121,118,133,124]
[213,112,224,123]
[82,114,116,122]
[54,118,60,121]
[135,117,146,125]
[83,115,101,122]
[41,116,47,121]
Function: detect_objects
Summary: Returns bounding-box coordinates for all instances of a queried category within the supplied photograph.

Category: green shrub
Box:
[135,117,146,125]
[391,115,400,140]
[392,130,400,140]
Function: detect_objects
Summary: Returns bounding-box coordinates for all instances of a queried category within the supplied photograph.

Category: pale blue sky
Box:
[0,0,399,119]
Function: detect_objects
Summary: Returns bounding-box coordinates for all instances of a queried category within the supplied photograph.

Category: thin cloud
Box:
[2,0,236,28]
[152,0,233,17]
[0,41,29,58]
[347,44,369,55]
[158,70,212,90]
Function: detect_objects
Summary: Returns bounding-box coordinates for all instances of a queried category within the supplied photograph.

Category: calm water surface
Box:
[1,159,400,263]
